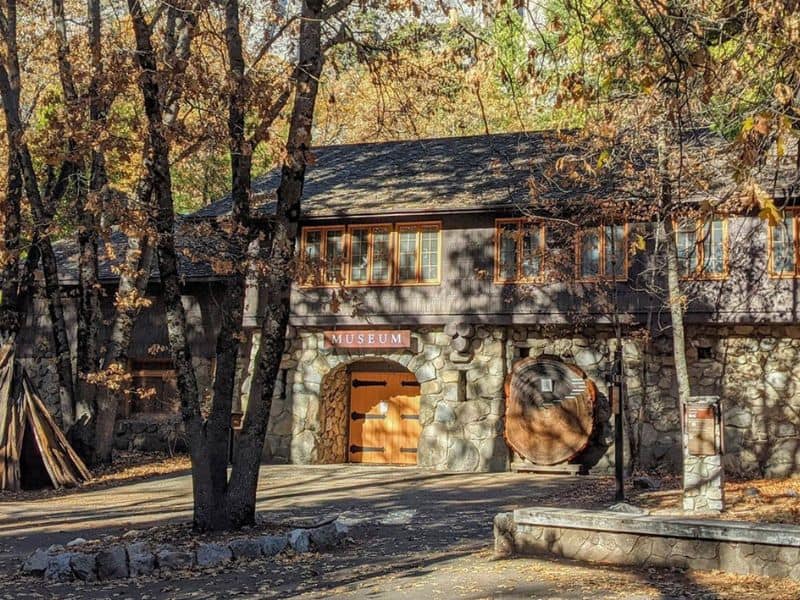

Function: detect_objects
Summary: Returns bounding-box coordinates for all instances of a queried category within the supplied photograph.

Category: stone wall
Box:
[495,508,800,581]
[19,314,800,475]
[263,327,510,471]
[629,324,800,476]
[258,322,800,475]
[318,364,349,463]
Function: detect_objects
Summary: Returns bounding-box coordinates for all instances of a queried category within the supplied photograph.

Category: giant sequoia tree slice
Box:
[504,357,596,466]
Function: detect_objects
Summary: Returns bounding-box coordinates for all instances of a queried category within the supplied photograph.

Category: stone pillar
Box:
[682,396,725,513]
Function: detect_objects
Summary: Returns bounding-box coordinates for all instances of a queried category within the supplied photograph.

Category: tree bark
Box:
[1,0,76,426]
[92,232,155,464]
[225,0,326,528]
[199,0,252,528]
[126,0,216,529]
[0,151,22,343]
[657,123,691,423]
[71,0,105,428]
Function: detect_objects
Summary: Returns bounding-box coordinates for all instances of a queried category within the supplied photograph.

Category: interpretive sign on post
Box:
[687,406,717,456]
[682,396,725,513]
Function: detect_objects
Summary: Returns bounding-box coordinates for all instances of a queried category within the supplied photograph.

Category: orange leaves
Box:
[85,362,132,392]
[774,82,794,105]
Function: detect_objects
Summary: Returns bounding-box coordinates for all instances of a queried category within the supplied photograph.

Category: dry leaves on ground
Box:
[630,474,800,524]
[0,451,190,501]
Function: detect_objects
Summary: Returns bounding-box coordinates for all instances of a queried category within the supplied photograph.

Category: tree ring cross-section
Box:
[504,357,596,466]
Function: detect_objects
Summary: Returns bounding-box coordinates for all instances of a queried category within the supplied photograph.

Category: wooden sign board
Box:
[687,406,716,456]
[323,330,411,350]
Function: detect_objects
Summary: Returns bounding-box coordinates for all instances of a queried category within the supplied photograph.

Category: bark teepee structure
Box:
[0,343,91,491]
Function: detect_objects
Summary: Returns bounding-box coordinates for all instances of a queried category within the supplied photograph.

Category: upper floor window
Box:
[397,223,441,284]
[349,225,392,285]
[676,217,727,279]
[769,212,798,277]
[301,226,345,286]
[576,224,627,281]
[495,218,545,282]
[300,222,441,287]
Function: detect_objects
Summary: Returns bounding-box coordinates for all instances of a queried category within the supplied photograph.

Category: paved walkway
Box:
[0,466,791,599]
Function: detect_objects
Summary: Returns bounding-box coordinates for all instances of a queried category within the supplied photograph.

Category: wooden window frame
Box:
[299,221,442,288]
[768,210,800,278]
[126,358,179,418]
[575,223,629,282]
[299,225,346,288]
[675,217,729,281]
[494,218,547,284]
[346,223,395,287]
[395,221,442,285]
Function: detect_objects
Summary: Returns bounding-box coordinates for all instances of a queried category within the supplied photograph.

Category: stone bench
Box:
[494,507,800,581]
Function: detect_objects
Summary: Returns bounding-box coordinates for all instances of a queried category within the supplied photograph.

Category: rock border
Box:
[22,520,348,582]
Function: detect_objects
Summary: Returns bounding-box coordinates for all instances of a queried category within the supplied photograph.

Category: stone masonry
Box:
[495,507,800,581]
[252,322,800,474]
[19,317,800,475]
[261,326,510,471]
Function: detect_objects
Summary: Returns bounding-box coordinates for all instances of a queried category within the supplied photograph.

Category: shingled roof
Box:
[190,131,563,220]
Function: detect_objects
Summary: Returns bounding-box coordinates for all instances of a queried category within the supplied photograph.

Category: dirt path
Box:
[1,465,798,599]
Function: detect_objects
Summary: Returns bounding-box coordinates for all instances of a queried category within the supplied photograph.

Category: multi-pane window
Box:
[769,213,798,276]
[299,222,440,287]
[397,223,441,283]
[577,224,627,280]
[675,217,727,278]
[349,225,392,285]
[301,227,345,285]
[495,219,545,282]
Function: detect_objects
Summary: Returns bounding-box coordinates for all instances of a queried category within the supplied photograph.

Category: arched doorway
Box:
[319,358,421,465]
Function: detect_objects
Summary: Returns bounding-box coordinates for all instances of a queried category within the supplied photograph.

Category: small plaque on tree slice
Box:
[504,357,596,466]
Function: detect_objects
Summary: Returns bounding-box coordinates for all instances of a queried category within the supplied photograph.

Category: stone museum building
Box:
[20,131,800,477]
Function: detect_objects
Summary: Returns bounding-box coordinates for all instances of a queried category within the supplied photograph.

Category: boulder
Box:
[127,542,156,576]
[69,552,97,582]
[632,476,660,490]
[97,545,129,580]
[258,535,289,557]
[288,529,312,553]
[445,438,480,472]
[65,538,87,548]
[21,548,51,576]
[44,553,74,582]
[308,521,349,551]
[196,543,233,568]
[156,546,194,571]
[229,538,262,561]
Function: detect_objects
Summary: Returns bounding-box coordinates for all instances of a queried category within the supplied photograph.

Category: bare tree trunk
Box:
[225,0,326,528]
[1,0,76,426]
[92,231,155,463]
[199,0,252,527]
[72,0,105,428]
[126,0,216,529]
[0,152,22,342]
[657,123,691,432]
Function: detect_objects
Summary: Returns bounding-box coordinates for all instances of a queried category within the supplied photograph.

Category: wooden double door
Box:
[348,371,421,465]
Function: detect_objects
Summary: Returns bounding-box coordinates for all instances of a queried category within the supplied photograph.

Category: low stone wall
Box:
[112,416,186,453]
[494,507,800,581]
